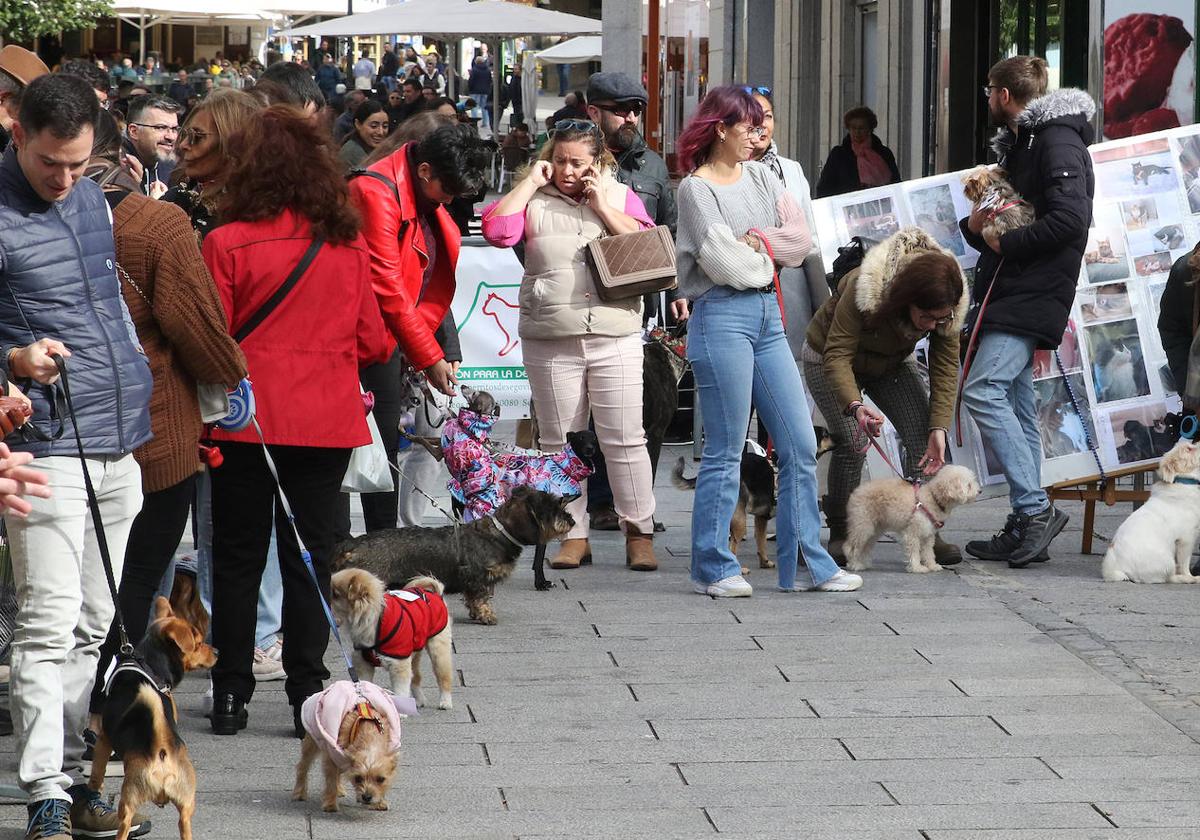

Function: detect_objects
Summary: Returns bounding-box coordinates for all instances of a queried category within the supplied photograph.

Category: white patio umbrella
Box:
[113,1,278,64]
[533,35,601,65]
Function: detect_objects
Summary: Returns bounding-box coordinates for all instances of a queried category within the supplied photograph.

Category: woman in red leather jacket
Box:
[201,105,392,738]
[348,122,493,531]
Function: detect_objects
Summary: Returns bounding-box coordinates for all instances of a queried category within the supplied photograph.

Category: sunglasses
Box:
[551,118,600,136]
[595,102,643,118]
[178,127,210,145]
[742,85,772,97]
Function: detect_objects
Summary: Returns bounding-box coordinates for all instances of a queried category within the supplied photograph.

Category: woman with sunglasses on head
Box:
[481,119,660,571]
[348,122,493,533]
[676,85,859,597]
[804,230,967,566]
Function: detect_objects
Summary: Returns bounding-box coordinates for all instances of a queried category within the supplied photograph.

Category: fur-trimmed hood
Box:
[854,227,970,336]
[991,87,1096,159]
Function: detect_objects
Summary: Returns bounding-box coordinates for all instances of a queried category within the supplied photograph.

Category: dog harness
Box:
[357,588,449,668]
[441,408,593,521]
[299,680,413,770]
[911,483,945,530]
[101,658,172,698]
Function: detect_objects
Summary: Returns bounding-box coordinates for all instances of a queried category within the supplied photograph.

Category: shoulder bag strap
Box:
[349,169,413,243]
[234,237,325,343]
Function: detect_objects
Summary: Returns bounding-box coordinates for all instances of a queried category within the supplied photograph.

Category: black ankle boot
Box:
[293,704,305,740]
[210,693,248,735]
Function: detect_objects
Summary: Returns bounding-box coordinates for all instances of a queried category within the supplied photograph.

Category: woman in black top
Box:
[815,106,901,198]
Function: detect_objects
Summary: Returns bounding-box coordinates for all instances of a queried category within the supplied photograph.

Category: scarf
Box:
[757,140,785,183]
[851,137,892,188]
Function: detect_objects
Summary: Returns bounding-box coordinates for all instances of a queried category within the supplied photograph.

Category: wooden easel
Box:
[1046,464,1153,554]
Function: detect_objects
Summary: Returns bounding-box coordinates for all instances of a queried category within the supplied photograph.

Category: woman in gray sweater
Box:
[675,85,862,597]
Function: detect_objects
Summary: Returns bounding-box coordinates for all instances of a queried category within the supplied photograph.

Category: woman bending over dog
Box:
[804,228,967,566]
[481,119,659,572]
[675,85,857,597]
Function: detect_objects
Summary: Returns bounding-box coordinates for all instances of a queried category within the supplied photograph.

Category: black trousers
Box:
[354,348,405,533]
[89,474,196,713]
[210,441,350,708]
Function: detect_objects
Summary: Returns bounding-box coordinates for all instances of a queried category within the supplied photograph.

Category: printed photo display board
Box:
[810,124,1199,487]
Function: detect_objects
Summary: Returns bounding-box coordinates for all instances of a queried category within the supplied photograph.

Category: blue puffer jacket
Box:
[0,148,152,456]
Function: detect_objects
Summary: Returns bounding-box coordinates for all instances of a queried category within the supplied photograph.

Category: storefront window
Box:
[998,0,1064,88]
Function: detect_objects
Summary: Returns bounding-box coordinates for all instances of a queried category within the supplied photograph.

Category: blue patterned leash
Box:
[1056,349,1106,489]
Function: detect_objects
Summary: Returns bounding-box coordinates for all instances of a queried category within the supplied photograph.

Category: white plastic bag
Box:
[341,409,394,493]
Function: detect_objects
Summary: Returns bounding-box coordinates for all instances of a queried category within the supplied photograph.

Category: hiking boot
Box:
[933,535,962,566]
[252,637,285,681]
[589,505,619,531]
[25,798,70,840]
[68,783,150,838]
[822,495,848,567]
[626,532,657,571]
[692,574,753,597]
[1008,506,1069,568]
[210,693,248,735]
[965,513,1025,561]
[549,539,591,569]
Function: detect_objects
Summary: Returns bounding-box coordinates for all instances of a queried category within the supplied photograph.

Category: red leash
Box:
[747,227,787,327]
[853,414,943,529]
[954,257,1004,447]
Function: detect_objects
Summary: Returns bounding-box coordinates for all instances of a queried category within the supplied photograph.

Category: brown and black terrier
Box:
[89,597,217,840]
[333,486,575,624]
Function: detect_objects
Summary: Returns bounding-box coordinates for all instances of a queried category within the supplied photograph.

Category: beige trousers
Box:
[522,333,656,540]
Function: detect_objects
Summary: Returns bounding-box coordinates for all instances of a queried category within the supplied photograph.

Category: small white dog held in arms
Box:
[844,465,981,573]
[1101,439,1200,584]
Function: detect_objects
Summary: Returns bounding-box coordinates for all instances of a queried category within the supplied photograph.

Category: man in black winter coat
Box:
[960,56,1095,568]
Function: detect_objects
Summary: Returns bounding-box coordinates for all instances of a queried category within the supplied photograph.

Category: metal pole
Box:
[491,38,502,135]
[646,0,661,152]
[139,11,146,64]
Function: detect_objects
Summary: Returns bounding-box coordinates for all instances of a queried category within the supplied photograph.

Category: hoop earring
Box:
[718,134,726,143]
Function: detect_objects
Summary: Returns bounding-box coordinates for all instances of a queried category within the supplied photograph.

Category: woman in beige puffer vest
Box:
[483,120,660,571]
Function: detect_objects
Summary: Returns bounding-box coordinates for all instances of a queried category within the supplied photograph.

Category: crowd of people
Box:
[0,39,1103,840]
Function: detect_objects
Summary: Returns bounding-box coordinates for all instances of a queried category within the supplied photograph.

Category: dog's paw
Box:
[322,801,340,813]
[758,558,776,569]
[437,694,453,710]
[906,563,932,574]
[291,790,307,802]
[413,687,427,708]
[927,562,944,572]
[844,560,868,572]
[475,606,498,625]
[367,800,389,811]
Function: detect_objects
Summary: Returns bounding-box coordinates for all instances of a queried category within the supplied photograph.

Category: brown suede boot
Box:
[550,538,591,569]
[626,532,658,571]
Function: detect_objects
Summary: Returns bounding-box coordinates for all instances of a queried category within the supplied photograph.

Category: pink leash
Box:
[852,413,943,530]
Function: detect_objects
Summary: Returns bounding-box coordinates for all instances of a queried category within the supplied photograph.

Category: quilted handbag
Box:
[585,225,677,303]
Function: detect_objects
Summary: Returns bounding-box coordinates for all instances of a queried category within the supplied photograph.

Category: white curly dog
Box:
[844,465,980,573]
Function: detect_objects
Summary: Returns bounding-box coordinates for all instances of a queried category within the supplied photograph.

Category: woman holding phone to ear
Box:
[481,119,661,572]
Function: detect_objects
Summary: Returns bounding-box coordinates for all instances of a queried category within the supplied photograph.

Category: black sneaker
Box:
[1008,506,1069,568]
[67,783,150,838]
[965,514,1025,561]
[25,798,70,840]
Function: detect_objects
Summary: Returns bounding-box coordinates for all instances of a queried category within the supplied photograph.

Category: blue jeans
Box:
[475,93,490,128]
[687,287,839,590]
[557,64,570,96]
[962,330,1048,515]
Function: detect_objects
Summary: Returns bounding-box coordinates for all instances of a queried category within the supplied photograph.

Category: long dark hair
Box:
[868,252,962,329]
[219,104,360,243]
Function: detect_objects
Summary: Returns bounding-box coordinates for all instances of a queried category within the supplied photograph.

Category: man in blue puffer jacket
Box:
[0,73,153,840]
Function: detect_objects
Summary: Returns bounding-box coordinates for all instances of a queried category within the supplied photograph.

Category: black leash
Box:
[50,354,134,656]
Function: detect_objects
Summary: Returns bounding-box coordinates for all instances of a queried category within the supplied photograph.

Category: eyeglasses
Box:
[132,123,179,134]
[551,118,600,136]
[741,85,772,97]
[737,124,768,139]
[982,85,997,97]
[178,127,210,145]
[595,102,643,118]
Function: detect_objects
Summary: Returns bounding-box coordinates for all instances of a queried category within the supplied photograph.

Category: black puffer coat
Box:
[959,88,1096,349]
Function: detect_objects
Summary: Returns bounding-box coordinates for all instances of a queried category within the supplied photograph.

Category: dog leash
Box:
[851,410,942,529]
[49,355,137,658]
[1056,349,1106,489]
[954,257,1003,447]
[248,417,364,687]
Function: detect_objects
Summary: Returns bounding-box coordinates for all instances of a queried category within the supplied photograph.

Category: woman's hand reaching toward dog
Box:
[854,404,885,437]
[918,429,947,476]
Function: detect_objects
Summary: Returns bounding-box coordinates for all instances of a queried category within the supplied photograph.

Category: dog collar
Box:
[347,698,386,743]
[488,515,524,550]
[1174,477,1200,485]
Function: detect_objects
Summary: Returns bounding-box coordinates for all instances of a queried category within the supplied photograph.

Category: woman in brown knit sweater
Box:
[86,110,247,724]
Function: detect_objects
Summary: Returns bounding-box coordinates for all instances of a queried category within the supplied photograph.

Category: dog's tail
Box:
[1100,547,1131,582]
[671,456,696,491]
[404,575,446,596]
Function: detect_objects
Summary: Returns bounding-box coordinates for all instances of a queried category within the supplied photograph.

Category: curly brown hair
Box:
[218,104,360,244]
[867,252,963,330]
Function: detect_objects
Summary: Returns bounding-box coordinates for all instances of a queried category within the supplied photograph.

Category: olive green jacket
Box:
[805,228,968,430]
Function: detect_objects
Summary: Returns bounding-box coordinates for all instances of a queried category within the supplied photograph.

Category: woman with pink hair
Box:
[675,85,862,597]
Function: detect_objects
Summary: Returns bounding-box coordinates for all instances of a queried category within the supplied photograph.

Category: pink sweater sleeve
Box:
[481,200,527,247]
[625,190,656,230]
[753,192,812,267]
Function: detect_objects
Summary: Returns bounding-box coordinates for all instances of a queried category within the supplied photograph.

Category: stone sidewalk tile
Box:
[883,777,1198,805]
[806,694,1152,719]
[839,733,1200,761]
[677,757,1058,786]
[989,711,1184,736]
[647,715,1003,741]
[501,780,894,811]
[484,735,851,765]
[629,678,963,706]
[949,676,1130,696]
[411,718,653,744]
[926,832,1195,840]
[1091,800,1200,828]
[705,802,1111,833]
[1043,754,1200,779]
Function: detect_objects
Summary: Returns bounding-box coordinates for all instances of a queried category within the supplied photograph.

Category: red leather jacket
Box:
[349,144,461,370]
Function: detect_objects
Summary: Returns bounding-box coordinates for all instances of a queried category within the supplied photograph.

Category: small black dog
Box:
[333,486,576,624]
[673,448,778,571]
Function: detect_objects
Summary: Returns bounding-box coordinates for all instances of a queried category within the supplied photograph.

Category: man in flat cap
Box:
[584,71,683,532]
[0,46,49,153]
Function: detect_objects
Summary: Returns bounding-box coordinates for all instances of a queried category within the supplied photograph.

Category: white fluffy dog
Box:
[1101,439,1200,584]
[844,465,981,573]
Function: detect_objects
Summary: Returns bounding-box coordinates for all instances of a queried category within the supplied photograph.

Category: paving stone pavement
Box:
[1,449,1199,838]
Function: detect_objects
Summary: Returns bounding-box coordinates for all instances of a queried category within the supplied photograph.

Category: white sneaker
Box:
[252,638,286,681]
[811,570,863,592]
[693,574,753,597]
[202,680,214,716]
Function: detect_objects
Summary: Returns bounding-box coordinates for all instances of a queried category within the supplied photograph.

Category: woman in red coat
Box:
[348,123,493,532]
[202,105,392,737]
